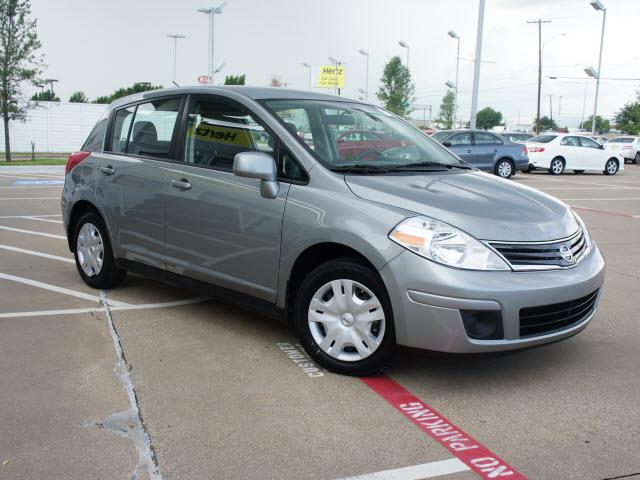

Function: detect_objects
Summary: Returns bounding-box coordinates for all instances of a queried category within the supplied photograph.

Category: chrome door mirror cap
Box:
[233,151,279,198]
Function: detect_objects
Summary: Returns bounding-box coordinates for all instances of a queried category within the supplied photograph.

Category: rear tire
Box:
[494,159,514,179]
[73,212,126,289]
[604,158,619,176]
[634,152,639,164]
[549,157,565,175]
[293,258,396,376]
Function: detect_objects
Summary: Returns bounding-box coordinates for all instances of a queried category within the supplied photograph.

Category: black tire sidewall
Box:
[73,212,125,289]
[293,259,396,376]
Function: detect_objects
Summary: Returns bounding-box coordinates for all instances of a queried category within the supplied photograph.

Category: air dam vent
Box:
[519,290,599,337]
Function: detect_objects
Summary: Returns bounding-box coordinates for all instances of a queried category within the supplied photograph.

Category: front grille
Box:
[489,229,588,270]
[519,290,599,337]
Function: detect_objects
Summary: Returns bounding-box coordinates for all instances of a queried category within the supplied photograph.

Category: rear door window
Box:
[474,132,502,145]
[561,136,581,147]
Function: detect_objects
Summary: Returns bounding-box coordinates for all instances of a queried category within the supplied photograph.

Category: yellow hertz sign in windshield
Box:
[317,65,345,89]
[188,121,257,148]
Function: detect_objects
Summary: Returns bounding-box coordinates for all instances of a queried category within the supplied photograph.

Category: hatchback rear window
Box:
[529,135,557,143]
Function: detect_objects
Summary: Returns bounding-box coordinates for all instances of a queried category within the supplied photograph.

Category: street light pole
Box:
[527,18,552,134]
[469,0,485,129]
[358,49,369,100]
[197,3,227,85]
[302,62,312,90]
[590,0,607,135]
[166,34,186,84]
[398,41,410,70]
[448,31,460,128]
[329,56,341,95]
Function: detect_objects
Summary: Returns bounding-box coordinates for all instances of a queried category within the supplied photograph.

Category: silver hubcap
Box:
[552,160,563,174]
[76,223,104,277]
[308,279,386,362]
[606,161,617,174]
[498,162,512,178]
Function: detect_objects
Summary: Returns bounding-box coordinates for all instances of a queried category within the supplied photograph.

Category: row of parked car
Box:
[430,129,636,178]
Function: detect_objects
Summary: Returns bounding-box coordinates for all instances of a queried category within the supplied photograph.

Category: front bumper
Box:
[379,244,605,352]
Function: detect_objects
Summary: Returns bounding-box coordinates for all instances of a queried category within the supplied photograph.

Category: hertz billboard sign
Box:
[316,65,345,89]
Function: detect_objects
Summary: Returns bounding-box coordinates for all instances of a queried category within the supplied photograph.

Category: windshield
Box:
[262,100,463,171]
[529,134,557,143]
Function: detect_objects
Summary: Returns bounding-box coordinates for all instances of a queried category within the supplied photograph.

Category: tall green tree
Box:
[581,115,609,133]
[224,74,245,85]
[438,91,455,129]
[31,89,59,102]
[93,82,162,104]
[376,56,415,117]
[68,90,88,103]
[476,107,503,130]
[0,0,44,161]
[533,116,558,132]
[615,92,640,134]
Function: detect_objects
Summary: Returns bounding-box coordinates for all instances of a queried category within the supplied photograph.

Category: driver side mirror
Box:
[442,141,452,147]
[599,144,604,149]
[233,151,279,199]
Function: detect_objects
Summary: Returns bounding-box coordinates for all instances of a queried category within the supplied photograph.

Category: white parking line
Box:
[0,225,66,239]
[562,197,640,201]
[0,297,209,319]
[0,214,61,219]
[0,244,74,263]
[0,272,131,307]
[0,197,59,200]
[22,216,64,224]
[336,458,470,480]
[0,185,63,189]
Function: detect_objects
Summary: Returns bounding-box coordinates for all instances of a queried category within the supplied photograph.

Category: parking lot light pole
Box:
[358,49,369,100]
[166,34,186,84]
[589,0,607,135]
[329,56,341,95]
[197,2,227,85]
[448,31,460,129]
[469,0,485,129]
[398,41,409,70]
[302,62,312,90]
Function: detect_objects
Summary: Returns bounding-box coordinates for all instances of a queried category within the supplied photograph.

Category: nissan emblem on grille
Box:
[560,244,574,263]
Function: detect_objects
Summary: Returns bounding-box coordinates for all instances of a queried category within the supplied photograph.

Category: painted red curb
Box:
[361,375,527,479]
[572,206,634,218]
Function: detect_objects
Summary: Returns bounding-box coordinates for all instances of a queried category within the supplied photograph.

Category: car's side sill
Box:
[116,258,286,322]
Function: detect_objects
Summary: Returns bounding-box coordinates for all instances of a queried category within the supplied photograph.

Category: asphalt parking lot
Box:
[0,165,638,480]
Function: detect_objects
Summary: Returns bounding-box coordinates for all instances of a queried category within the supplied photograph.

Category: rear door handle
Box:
[100,166,115,175]
[171,178,191,190]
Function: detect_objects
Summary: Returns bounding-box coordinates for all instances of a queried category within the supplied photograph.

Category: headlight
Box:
[389,216,510,271]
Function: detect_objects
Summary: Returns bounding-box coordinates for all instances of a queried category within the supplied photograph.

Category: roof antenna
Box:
[172,81,180,87]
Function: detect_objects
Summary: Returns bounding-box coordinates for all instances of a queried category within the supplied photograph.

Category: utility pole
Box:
[469,0,485,129]
[166,34,186,84]
[558,95,562,121]
[527,18,551,134]
[548,94,553,124]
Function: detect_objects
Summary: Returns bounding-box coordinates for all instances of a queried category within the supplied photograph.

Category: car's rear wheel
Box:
[494,159,514,179]
[293,258,396,376]
[524,164,534,173]
[73,212,126,289]
[634,152,639,164]
[549,157,565,175]
[604,158,619,175]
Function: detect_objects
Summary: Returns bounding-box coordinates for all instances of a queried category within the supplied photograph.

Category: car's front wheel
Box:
[73,212,126,289]
[549,157,565,175]
[634,152,639,164]
[293,258,396,376]
[604,158,619,175]
[494,159,514,179]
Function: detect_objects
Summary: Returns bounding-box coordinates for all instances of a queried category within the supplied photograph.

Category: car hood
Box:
[345,170,578,242]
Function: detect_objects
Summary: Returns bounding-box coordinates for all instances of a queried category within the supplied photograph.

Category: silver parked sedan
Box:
[62,87,604,376]
[432,129,530,178]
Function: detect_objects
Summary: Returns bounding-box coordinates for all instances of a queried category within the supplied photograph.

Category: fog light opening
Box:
[461,310,504,340]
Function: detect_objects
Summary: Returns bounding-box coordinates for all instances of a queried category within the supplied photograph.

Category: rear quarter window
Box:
[81,113,108,152]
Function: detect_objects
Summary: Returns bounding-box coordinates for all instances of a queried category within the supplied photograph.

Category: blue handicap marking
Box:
[12,179,64,186]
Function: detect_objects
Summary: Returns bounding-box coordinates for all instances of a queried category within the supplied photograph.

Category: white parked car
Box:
[525,133,624,175]
[605,136,639,164]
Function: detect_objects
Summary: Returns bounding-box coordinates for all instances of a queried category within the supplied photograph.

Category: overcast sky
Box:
[31,0,640,128]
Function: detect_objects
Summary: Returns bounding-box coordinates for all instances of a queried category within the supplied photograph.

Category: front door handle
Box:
[466,149,472,154]
[100,166,115,175]
[171,178,191,190]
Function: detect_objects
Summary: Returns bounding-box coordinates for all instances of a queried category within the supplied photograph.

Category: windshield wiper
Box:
[331,164,396,174]
[386,161,472,171]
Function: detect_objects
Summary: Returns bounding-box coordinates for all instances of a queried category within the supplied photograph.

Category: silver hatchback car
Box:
[62,87,605,376]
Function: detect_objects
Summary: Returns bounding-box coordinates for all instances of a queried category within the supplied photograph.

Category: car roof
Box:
[109,86,362,109]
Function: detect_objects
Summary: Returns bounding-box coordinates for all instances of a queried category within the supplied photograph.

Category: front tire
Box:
[293,258,396,376]
[604,158,619,175]
[549,157,565,175]
[634,152,639,164]
[73,212,126,289]
[494,159,514,179]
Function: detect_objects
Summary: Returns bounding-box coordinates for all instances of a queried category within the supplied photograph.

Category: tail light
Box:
[528,146,545,153]
[65,151,91,174]
[523,146,528,155]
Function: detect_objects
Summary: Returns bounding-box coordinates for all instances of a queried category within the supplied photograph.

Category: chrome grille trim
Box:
[487,228,590,271]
